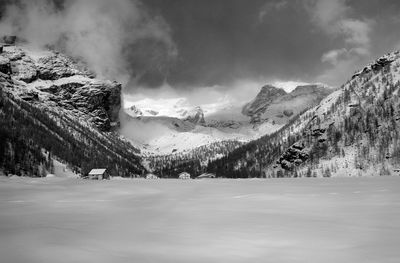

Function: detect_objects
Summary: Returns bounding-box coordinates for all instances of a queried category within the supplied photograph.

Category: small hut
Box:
[146,173,159,179]
[178,172,191,179]
[87,169,109,180]
[196,173,216,179]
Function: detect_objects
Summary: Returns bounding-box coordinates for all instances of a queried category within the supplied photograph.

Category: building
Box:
[146,173,159,179]
[86,168,109,180]
[196,173,216,179]
[178,172,191,179]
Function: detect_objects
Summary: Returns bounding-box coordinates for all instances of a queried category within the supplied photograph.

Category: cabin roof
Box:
[197,173,215,178]
[88,169,107,175]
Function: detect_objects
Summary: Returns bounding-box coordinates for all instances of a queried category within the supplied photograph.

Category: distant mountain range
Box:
[122,82,331,155]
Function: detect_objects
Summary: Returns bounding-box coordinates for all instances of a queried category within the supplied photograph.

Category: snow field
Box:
[0,176,399,263]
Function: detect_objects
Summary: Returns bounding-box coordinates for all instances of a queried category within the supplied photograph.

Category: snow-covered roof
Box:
[146,173,159,179]
[197,173,216,179]
[88,169,107,175]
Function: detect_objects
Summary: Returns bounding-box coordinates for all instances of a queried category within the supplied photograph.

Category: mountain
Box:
[125,97,204,124]
[0,45,145,177]
[206,51,400,178]
[242,84,332,124]
[142,83,332,177]
[121,82,331,158]
[242,85,287,122]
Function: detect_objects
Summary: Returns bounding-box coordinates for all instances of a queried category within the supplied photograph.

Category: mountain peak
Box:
[242,82,329,124]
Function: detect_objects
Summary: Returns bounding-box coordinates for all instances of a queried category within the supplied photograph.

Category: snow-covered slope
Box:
[206,50,400,178]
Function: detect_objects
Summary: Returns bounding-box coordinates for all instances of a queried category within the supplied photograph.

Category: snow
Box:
[53,159,79,178]
[0,176,399,263]
[124,95,235,119]
[125,97,192,118]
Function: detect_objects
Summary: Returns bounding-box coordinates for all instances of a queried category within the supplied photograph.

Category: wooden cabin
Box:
[87,169,109,180]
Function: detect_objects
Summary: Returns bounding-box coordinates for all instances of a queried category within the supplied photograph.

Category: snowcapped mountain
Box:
[206,51,400,178]
[119,79,333,160]
[242,84,332,124]
[125,97,205,124]
[0,45,145,177]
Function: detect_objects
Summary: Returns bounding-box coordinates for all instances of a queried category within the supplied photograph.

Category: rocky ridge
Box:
[0,46,120,131]
[242,84,332,124]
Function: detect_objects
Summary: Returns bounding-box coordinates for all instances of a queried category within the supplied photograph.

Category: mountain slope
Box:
[206,51,400,178]
[0,45,145,177]
[242,84,332,124]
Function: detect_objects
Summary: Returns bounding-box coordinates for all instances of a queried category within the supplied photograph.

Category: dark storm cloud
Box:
[2,0,400,89]
[143,0,400,88]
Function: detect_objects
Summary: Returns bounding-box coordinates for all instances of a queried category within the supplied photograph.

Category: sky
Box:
[142,0,400,89]
[1,0,400,98]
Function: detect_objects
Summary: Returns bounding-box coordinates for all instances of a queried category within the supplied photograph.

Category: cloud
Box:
[258,0,288,23]
[306,0,371,50]
[339,18,371,47]
[321,48,348,65]
[305,0,373,86]
[306,0,349,31]
[0,0,177,85]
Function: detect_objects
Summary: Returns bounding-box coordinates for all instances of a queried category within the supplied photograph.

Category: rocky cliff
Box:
[0,45,145,177]
[1,46,120,131]
[242,83,332,124]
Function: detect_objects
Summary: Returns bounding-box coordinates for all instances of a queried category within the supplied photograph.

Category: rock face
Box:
[352,51,398,79]
[277,142,309,170]
[185,106,205,124]
[242,83,332,124]
[0,56,11,75]
[242,85,286,122]
[0,46,120,131]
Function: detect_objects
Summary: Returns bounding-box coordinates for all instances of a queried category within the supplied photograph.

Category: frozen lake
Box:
[0,176,399,263]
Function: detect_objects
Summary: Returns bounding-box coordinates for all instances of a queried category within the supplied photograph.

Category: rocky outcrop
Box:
[128,105,144,117]
[242,83,332,124]
[0,46,120,131]
[352,51,398,79]
[242,85,286,122]
[276,142,309,170]
[206,120,242,129]
[0,56,11,75]
[37,54,88,80]
[185,106,205,124]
